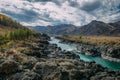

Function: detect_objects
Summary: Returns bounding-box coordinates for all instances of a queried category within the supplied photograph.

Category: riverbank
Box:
[56,35,120,62]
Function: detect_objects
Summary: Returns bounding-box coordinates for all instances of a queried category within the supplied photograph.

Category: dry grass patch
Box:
[60,35,120,46]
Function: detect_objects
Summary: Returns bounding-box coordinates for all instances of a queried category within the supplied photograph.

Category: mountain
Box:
[32,26,49,34]
[108,21,120,36]
[73,20,120,36]
[74,21,120,36]
[109,21,120,29]
[33,20,120,36]
[33,24,78,35]
[48,24,77,35]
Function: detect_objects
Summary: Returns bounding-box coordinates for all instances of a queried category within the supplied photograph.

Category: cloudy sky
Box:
[0,0,120,26]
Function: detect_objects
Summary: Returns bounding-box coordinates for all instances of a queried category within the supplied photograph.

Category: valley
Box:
[0,14,120,80]
[0,0,120,80]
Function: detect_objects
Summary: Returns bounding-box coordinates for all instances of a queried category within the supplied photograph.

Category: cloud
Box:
[0,0,120,26]
[69,1,79,7]
[80,0,102,12]
[26,0,52,2]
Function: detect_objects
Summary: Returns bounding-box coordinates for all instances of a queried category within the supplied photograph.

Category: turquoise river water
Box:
[49,37,120,70]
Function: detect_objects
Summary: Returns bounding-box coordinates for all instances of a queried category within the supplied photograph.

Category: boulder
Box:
[0,59,20,74]
[8,71,42,80]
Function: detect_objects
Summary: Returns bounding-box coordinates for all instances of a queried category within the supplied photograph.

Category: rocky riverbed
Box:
[0,35,120,80]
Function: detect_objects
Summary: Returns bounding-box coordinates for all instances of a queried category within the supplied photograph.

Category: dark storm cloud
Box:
[80,1,102,12]
[117,4,120,10]
[1,8,39,22]
[69,1,79,7]
[1,8,58,25]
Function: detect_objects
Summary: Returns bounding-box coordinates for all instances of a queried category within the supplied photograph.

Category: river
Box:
[49,37,120,70]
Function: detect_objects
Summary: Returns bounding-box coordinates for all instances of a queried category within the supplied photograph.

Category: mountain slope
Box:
[0,14,25,33]
[73,20,118,36]
[109,21,120,29]
[0,14,39,45]
[108,21,120,36]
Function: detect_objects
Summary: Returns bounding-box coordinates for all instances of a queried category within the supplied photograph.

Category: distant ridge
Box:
[33,24,77,35]
[32,20,120,36]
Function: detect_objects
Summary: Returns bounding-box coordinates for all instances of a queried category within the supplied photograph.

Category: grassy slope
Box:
[58,35,120,46]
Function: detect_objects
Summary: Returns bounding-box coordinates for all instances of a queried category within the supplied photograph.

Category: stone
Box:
[0,59,20,74]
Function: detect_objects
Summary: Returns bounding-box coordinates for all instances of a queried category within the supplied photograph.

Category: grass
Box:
[58,35,120,46]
